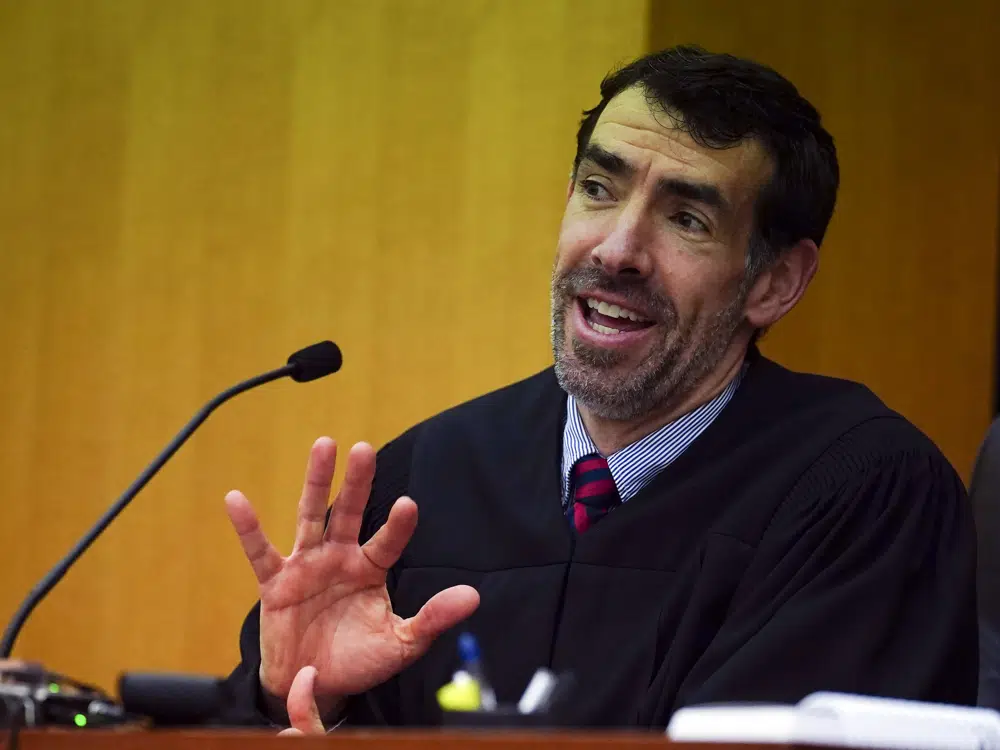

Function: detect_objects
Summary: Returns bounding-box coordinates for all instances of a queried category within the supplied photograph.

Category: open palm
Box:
[225,438,480,708]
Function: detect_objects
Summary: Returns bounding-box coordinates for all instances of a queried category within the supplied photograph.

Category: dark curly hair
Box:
[575,45,839,282]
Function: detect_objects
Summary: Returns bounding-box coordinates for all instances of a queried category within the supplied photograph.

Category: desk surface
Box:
[18,729,783,750]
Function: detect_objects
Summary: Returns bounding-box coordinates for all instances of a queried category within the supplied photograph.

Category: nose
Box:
[589,201,653,279]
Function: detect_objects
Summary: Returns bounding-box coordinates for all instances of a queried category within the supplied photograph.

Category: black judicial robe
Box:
[221,352,977,727]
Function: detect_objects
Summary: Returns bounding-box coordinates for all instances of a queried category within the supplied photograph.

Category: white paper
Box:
[666,692,1000,750]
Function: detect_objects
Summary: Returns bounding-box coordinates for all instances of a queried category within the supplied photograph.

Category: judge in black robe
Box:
[218,45,978,729]
[222,351,977,726]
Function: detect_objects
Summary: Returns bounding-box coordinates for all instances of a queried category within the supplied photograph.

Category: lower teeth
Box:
[589,321,620,335]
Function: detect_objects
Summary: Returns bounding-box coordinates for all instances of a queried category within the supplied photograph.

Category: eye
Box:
[579,178,614,202]
[672,211,709,234]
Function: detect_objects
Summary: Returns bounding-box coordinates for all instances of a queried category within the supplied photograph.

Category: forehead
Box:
[588,87,771,200]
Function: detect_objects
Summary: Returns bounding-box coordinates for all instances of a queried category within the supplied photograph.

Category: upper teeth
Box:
[585,298,649,322]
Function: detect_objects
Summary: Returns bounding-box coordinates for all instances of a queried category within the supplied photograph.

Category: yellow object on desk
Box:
[436,670,482,712]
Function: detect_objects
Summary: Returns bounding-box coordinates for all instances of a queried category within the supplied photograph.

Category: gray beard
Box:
[551,266,746,422]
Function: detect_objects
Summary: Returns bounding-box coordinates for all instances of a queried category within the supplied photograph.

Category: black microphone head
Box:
[287,340,342,382]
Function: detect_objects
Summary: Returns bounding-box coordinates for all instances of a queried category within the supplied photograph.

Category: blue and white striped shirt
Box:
[561,368,745,505]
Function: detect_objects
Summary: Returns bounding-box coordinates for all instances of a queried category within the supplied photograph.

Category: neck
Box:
[579,345,749,456]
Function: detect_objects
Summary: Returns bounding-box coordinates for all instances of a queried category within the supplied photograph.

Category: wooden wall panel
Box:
[0,0,648,690]
[649,0,1000,479]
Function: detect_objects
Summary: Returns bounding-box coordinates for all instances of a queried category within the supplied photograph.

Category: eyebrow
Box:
[579,144,635,178]
[657,177,729,214]
[579,143,731,215]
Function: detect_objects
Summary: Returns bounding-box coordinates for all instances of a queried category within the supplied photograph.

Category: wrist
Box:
[315,694,347,725]
[259,683,291,725]
[258,666,289,723]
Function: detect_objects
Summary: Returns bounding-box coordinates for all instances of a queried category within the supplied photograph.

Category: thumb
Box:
[406,585,480,644]
[286,666,325,735]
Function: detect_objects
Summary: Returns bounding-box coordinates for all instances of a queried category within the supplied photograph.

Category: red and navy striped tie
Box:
[567,453,621,533]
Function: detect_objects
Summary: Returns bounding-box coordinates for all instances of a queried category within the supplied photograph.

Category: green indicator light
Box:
[73,714,87,728]
[48,683,60,693]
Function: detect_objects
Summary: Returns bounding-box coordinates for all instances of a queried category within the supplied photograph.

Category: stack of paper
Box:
[666,692,1000,750]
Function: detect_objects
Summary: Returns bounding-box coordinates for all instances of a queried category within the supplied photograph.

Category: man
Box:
[220,46,977,731]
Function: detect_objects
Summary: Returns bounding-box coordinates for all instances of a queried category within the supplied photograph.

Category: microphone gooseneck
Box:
[0,341,342,658]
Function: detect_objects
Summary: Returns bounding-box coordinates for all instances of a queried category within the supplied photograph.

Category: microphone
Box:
[0,340,343,659]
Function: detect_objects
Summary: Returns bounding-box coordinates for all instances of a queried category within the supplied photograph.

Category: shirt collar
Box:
[561,364,746,504]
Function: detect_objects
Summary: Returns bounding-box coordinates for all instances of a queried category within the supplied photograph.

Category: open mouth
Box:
[578,296,655,336]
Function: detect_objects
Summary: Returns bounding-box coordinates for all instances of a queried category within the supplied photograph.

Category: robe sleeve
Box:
[675,441,978,711]
[214,426,420,726]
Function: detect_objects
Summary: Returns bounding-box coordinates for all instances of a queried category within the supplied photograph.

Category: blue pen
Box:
[457,632,497,711]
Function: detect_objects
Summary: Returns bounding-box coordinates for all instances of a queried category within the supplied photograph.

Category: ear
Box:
[743,239,819,329]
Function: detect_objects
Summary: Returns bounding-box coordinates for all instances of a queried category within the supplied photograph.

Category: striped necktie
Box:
[567,453,621,533]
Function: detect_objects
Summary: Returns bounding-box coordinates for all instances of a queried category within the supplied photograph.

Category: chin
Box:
[555,367,655,422]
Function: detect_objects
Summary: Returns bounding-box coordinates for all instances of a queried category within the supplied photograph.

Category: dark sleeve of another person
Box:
[214,428,419,727]
[670,441,978,717]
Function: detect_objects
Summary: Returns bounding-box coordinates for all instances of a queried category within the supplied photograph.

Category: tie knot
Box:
[568,453,620,533]
[572,453,611,484]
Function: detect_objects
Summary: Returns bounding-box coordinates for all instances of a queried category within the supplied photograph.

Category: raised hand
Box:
[225,438,480,721]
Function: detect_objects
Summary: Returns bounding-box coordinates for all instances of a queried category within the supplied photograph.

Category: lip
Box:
[571,297,657,350]
[576,291,654,322]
